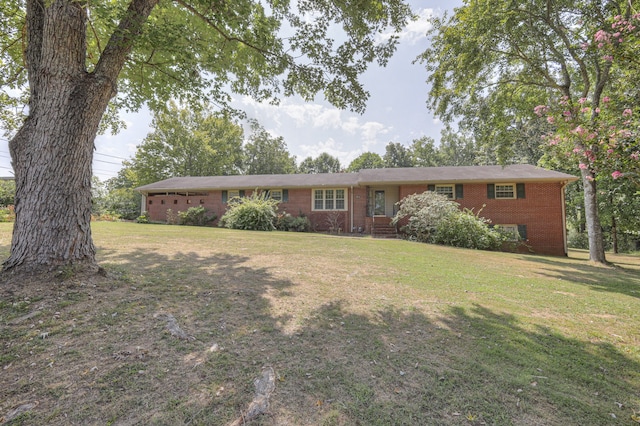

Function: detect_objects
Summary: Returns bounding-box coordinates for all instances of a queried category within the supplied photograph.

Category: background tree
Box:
[298,153,342,174]
[418,0,638,264]
[243,119,297,175]
[383,142,414,168]
[0,0,412,273]
[434,129,479,166]
[410,136,440,167]
[126,102,243,186]
[347,152,384,172]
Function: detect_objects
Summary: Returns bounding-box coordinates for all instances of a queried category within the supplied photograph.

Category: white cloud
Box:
[377,8,435,45]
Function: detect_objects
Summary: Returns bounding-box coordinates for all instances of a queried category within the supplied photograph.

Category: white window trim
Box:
[495,183,516,199]
[228,190,241,199]
[269,189,283,201]
[435,184,455,199]
[312,188,348,211]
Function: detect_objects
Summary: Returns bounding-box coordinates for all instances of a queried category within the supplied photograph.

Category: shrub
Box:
[166,209,179,225]
[91,212,121,222]
[391,191,458,242]
[432,209,507,250]
[178,206,216,226]
[275,212,310,232]
[0,205,15,222]
[219,191,279,231]
[136,211,150,223]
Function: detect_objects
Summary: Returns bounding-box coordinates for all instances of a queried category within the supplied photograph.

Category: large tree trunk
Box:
[581,168,607,264]
[3,0,157,273]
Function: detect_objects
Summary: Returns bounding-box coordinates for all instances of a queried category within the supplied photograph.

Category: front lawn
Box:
[1,222,638,425]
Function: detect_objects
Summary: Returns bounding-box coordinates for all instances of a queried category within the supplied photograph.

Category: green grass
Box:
[0,221,639,425]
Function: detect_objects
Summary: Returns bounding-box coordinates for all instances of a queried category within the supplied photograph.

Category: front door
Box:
[374,190,385,216]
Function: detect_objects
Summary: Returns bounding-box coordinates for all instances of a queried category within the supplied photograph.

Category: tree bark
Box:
[581,168,607,264]
[4,0,158,273]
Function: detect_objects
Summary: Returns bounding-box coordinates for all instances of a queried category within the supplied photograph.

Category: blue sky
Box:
[0,1,463,181]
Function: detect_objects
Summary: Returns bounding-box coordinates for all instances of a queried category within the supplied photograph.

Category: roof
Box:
[136,164,578,193]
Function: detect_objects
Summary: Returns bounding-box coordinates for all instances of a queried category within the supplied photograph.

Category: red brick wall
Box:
[144,181,568,256]
[455,182,567,256]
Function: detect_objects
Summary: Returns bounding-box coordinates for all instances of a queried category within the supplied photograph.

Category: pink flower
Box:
[547,116,555,124]
[579,163,588,170]
[612,171,623,179]
[534,105,548,117]
[603,96,611,103]
[623,108,633,117]
[578,97,587,104]
[631,152,639,160]
[603,55,614,61]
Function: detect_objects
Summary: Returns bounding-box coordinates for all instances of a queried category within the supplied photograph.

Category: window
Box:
[428,184,463,199]
[488,183,525,199]
[148,200,153,205]
[495,184,515,199]
[496,224,527,240]
[313,188,346,211]
[435,185,454,199]
[270,190,282,201]
[222,190,245,203]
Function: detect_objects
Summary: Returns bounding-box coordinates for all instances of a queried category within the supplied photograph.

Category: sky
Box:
[0,0,463,181]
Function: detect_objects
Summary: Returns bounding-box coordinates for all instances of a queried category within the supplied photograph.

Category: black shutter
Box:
[518,224,527,240]
[455,184,463,199]
[283,189,289,202]
[239,190,245,197]
[222,190,228,203]
[516,183,526,199]
[427,184,435,192]
[487,184,495,199]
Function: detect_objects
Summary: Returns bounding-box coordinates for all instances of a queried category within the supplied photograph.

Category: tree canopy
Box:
[299,152,342,174]
[243,119,297,175]
[347,152,385,172]
[418,0,640,264]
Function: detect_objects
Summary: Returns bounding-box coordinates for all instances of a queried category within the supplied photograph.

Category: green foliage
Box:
[383,142,414,168]
[275,212,310,232]
[0,205,15,222]
[125,102,244,186]
[392,191,507,251]
[391,191,459,243]
[433,210,506,251]
[219,191,279,231]
[177,206,216,227]
[136,211,150,224]
[243,119,297,175]
[0,180,15,206]
[347,152,384,172]
[298,153,342,174]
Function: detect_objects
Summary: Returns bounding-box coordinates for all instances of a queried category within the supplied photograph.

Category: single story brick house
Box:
[136,164,578,256]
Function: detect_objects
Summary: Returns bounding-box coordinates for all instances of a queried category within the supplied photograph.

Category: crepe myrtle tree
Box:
[0,0,412,274]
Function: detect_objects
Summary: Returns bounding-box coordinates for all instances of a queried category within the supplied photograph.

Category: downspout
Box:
[561,181,569,256]
[350,186,354,233]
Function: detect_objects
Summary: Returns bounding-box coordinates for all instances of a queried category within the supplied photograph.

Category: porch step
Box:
[372,224,398,238]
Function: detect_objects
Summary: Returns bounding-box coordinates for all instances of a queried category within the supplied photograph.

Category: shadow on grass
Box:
[521,254,640,299]
[2,245,638,425]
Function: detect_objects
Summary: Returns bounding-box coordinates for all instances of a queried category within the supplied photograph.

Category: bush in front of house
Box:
[392,191,508,251]
[432,209,507,250]
[178,206,217,226]
[391,191,459,243]
[0,205,15,222]
[275,212,310,232]
[219,191,279,231]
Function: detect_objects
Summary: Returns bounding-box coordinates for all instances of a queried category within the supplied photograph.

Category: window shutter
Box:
[427,184,435,192]
[516,183,526,199]
[518,224,527,240]
[487,184,495,199]
[283,189,289,202]
[455,184,463,199]
[222,190,228,203]
[239,190,245,197]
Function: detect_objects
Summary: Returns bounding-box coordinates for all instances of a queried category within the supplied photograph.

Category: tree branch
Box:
[94,0,159,90]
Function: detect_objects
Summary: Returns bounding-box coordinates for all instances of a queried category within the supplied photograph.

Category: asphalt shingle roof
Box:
[136,164,578,192]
